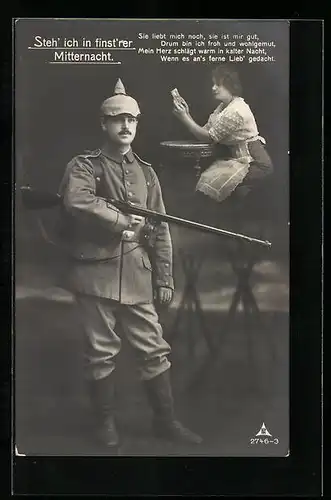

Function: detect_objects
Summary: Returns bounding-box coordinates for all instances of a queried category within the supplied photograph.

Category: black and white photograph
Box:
[14,18,289,458]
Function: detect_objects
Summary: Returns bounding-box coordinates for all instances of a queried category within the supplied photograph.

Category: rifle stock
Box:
[19,186,272,248]
[20,186,62,209]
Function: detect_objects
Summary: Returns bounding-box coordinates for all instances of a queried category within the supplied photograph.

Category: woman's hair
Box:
[212,65,243,96]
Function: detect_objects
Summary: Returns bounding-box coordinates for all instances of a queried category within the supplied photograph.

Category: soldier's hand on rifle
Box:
[157,286,173,305]
[122,215,145,242]
[128,214,144,227]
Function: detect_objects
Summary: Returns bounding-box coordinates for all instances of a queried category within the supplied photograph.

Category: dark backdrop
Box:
[15,19,289,282]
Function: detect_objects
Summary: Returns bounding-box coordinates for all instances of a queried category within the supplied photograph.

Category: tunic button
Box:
[165,263,169,267]
[96,177,100,182]
[125,169,129,174]
[128,192,133,197]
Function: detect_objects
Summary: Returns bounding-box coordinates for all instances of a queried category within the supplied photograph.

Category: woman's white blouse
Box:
[204,97,265,149]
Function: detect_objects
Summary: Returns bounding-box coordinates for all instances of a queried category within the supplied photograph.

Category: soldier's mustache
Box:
[119,130,131,135]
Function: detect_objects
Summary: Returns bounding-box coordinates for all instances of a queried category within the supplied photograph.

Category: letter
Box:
[54,51,64,61]
[34,36,42,47]
[119,39,133,47]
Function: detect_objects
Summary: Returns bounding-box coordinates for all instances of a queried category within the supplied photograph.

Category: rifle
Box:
[19,185,272,248]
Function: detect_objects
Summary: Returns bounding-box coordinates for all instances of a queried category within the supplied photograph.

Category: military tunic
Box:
[59,147,173,381]
[60,148,174,303]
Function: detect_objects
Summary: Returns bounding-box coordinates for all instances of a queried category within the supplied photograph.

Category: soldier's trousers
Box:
[75,294,171,381]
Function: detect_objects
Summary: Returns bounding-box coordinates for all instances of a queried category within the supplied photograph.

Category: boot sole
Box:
[96,431,120,448]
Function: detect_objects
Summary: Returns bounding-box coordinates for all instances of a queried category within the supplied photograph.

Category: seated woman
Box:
[172,65,273,227]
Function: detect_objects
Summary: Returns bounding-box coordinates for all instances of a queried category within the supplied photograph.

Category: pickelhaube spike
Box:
[100,78,140,117]
[113,78,126,95]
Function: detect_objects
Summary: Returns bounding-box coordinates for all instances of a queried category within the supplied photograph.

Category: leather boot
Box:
[144,370,202,445]
[88,375,119,447]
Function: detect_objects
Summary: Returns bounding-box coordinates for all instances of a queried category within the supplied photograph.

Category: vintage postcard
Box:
[14,18,289,458]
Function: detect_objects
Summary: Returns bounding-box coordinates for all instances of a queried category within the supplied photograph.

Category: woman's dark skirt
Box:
[193,140,274,231]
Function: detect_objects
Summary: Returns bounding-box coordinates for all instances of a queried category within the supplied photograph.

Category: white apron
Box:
[195,97,267,203]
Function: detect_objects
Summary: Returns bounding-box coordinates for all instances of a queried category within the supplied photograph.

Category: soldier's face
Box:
[102,114,138,146]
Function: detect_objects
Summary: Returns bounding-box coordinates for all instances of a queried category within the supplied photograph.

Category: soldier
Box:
[59,79,202,448]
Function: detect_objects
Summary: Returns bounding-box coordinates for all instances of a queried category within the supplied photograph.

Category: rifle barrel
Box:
[110,199,272,248]
[19,187,272,248]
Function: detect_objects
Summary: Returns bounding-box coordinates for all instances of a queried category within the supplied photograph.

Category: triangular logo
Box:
[255,422,272,437]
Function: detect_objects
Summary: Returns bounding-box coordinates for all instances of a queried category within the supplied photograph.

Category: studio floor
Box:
[15,237,289,457]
